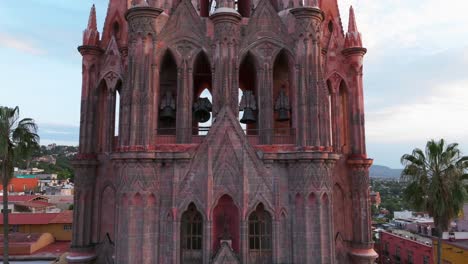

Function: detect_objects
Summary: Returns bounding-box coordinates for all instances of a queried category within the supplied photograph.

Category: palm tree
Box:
[401,139,468,264]
[0,106,39,264]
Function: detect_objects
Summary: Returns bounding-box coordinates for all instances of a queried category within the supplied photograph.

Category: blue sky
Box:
[1,0,468,168]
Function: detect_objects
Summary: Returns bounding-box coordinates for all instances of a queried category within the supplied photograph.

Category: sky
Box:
[1,0,468,168]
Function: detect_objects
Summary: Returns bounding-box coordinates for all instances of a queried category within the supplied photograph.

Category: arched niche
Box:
[272,50,293,135]
[99,186,116,242]
[212,195,240,253]
[321,193,331,261]
[192,52,213,135]
[181,203,203,263]
[158,51,178,135]
[239,52,258,134]
[333,184,345,238]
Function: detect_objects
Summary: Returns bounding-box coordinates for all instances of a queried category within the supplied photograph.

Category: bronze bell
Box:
[159,91,176,121]
[240,107,256,124]
[239,90,257,124]
[160,106,176,121]
[274,88,290,122]
[193,97,212,123]
[277,108,290,121]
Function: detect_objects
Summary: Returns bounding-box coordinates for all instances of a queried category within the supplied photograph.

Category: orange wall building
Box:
[0,211,73,241]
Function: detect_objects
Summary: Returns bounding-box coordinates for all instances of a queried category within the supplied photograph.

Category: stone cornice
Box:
[290,7,324,21]
[125,6,163,21]
[341,47,367,57]
[77,45,104,56]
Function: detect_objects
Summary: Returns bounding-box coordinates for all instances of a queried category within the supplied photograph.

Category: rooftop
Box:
[382,229,433,246]
[0,211,72,225]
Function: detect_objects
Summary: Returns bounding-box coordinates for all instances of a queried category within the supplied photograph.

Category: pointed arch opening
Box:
[237,0,251,17]
[273,50,293,138]
[327,79,333,147]
[94,79,122,152]
[158,51,178,135]
[338,81,349,153]
[248,203,272,263]
[239,52,258,134]
[212,195,240,253]
[181,203,203,263]
[193,52,213,135]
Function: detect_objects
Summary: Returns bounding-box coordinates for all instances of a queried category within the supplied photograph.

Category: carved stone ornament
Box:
[212,242,240,264]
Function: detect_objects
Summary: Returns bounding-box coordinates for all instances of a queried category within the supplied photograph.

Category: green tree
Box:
[401,139,468,264]
[0,106,39,264]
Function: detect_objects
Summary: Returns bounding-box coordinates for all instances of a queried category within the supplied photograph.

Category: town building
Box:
[393,210,434,236]
[0,178,39,194]
[455,203,468,232]
[377,229,433,264]
[0,195,58,214]
[0,211,73,241]
[433,232,468,263]
[70,0,375,263]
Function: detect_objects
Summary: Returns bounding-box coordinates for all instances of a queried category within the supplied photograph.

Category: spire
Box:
[87,4,97,31]
[344,5,363,49]
[83,4,100,46]
[348,5,358,33]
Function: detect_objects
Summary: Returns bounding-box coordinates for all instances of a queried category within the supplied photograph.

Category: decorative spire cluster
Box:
[83,4,100,46]
[344,6,363,49]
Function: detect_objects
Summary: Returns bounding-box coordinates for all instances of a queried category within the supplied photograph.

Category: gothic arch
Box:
[177,199,207,222]
[156,47,182,69]
[210,193,241,220]
[245,198,275,221]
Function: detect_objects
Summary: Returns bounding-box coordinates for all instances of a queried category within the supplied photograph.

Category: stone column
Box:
[348,159,378,264]
[67,160,97,264]
[210,5,242,115]
[342,47,367,156]
[290,6,330,147]
[77,46,103,154]
[125,5,163,147]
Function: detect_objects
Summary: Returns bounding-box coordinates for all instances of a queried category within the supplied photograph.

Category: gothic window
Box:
[423,255,430,264]
[407,250,413,264]
[248,204,272,251]
[181,204,203,251]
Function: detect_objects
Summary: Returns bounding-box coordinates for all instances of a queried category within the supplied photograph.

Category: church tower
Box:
[70,0,377,263]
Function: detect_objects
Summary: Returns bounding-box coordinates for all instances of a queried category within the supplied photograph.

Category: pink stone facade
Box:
[70,0,376,263]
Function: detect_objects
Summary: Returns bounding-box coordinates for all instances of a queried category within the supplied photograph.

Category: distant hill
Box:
[370,165,403,179]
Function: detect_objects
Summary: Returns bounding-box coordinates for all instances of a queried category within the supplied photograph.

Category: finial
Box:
[344,5,363,49]
[83,4,100,46]
[348,6,358,33]
[87,4,97,31]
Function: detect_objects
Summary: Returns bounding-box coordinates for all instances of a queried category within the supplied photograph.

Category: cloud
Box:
[0,32,46,55]
[366,79,468,143]
[340,0,468,58]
